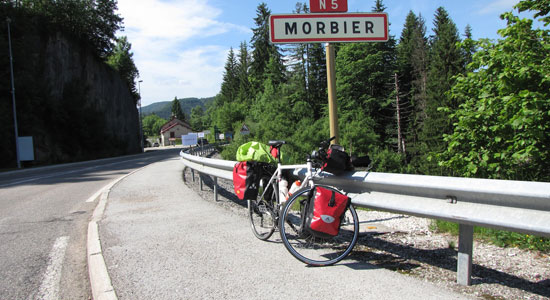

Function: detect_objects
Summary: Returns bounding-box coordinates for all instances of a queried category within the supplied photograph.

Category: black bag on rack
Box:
[322,145,353,175]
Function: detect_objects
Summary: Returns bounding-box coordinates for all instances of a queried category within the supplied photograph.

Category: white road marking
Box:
[85,188,105,203]
[34,236,70,300]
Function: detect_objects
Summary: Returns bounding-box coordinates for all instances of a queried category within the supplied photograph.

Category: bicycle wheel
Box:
[248,178,277,240]
[279,185,359,266]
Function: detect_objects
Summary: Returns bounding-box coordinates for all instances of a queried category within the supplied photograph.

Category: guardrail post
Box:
[182,167,187,182]
[214,177,218,202]
[191,169,195,182]
[199,173,203,191]
[457,224,474,286]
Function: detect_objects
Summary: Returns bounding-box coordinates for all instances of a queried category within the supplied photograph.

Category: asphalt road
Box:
[0,148,181,300]
[100,153,473,299]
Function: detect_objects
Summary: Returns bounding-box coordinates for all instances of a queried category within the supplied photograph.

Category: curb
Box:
[86,167,147,300]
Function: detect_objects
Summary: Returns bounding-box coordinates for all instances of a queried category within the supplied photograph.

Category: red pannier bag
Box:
[233,161,260,200]
[305,186,350,238]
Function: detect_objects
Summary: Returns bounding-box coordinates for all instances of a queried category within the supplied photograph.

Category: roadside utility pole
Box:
[7,17,21,168]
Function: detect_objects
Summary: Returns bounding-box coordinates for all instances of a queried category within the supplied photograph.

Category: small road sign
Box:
[310,0,348,13]
[270,13,388,43]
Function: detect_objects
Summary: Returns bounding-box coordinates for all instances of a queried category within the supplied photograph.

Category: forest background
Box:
[183,0,550,184]
[184,0,550,251]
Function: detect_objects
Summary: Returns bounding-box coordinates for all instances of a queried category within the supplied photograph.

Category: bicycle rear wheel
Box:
[248,179,277,240]
[279,185,359,266]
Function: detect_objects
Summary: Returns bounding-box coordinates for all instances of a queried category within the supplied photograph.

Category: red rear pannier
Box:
[233,161,260,200]
[305,186,350,237]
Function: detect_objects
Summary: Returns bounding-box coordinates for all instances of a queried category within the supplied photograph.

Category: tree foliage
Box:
[439,9,550,181]
[171,97,186,121]
[249,2,285,93]
[202,0,549,183]
[107,36,140,102]
[14,0,122,57]
[142,114,166,137]
[415,7,465,174]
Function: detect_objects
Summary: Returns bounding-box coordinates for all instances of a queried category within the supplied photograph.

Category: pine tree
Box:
[219,47,239,105]
[250,3,285,93]
[397,11,419,94]
[462,25,476,68]
[417,7,464,174]
[236,41,252,103]
[408,14,430,161]
[395,11,420,155]
[336,0,396,155]
[190,106,205,131]
[285,2,327,118]
[395,12,431,164]
[171,97,185,121]
[306,43,327,119]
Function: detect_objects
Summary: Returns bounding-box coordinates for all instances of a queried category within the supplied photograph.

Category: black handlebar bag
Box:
[322,145,353,175]
[304,186,350,238]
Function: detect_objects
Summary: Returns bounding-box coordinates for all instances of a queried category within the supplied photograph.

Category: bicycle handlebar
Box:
[309,136,336,167]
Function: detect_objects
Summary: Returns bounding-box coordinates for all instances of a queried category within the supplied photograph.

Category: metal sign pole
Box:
[326,43,339,145]
[7,18,21,168]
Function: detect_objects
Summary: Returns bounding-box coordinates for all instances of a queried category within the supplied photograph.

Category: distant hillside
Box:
[141,97,214,120]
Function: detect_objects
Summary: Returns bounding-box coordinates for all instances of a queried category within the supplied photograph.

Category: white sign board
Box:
[270,13,388,43]
[198,132,205,138]
[18,136,34,161]
[219,134,225,140]
[182,133,198,146]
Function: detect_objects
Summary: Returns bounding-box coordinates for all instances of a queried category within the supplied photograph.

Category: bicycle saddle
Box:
[268,140,286,148]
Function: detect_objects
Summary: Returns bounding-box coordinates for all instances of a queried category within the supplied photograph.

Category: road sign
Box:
[240,123,250,135]
[182,133,198,146]
[310,0,347,13]
[270,13,388,43]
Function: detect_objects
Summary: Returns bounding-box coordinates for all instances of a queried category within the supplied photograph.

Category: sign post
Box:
[326,44,339,144]
[270,10,388,145]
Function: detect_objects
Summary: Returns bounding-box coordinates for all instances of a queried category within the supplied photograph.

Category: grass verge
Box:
[432,220,550,253]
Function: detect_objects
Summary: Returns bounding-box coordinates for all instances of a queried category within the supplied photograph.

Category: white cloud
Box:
[116,0,249,106]
[137,45,227,103]
[119,0,224,40]
[476,0,517,15]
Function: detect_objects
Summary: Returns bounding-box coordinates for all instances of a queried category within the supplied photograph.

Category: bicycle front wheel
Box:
[279,185,359,266]
[248,179,277,240]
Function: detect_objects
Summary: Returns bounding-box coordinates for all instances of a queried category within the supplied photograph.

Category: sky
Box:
[116,0,525,107]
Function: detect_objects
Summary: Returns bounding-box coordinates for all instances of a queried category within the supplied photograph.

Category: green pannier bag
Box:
[236,142,276,163]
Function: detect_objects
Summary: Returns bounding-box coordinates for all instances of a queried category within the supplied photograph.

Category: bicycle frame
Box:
[258,158,318,206]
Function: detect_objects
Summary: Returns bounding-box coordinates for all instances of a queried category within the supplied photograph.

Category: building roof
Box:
[160,118,193,134]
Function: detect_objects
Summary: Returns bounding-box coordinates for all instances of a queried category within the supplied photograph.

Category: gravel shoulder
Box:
[184,152,550,300]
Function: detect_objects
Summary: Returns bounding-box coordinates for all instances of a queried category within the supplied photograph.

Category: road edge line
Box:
[87,166,147,300]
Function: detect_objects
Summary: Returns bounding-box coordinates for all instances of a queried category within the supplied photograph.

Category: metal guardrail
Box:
[180,150,550,286]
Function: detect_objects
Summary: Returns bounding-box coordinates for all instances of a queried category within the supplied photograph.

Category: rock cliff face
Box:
[5,31,141,165]
[40,32,140,157]
[1,24,141,168]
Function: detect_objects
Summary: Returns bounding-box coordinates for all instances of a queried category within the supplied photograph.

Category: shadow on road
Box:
[0,148,181,188]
